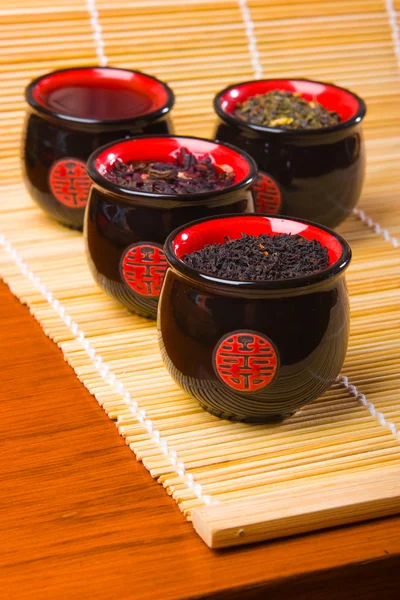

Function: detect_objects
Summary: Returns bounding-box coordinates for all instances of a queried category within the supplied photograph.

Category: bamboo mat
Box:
[1,0,400,548]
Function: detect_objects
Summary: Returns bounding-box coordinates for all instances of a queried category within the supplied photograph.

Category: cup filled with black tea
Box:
[84,135,257,319]
[213,78,366,228]
[23,66,175,229]
[159,213,352,422]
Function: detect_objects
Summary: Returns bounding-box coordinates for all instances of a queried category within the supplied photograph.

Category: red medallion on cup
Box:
[252,172,282,214]
[121,242,168,297]
[213,330,278,392]
[49,158,91,208]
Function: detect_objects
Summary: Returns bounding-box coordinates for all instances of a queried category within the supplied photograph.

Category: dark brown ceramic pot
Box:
[84,136,257,319]
[23,66,175,229]
[158,214,352,422]
[214,78,366,228]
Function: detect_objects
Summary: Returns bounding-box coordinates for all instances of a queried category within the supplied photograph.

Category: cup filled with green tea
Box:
[23,66,175,230]
[159,213,352,422]
[85,135,257,319]
[213,78,367,228]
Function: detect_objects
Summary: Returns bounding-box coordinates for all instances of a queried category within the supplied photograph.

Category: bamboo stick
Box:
[192,467,400,548]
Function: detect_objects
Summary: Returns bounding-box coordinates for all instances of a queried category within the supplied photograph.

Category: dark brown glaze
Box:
[22,114,173,230]
[214,121,365,228]
[84,186,255,319]
[158,271,350,422]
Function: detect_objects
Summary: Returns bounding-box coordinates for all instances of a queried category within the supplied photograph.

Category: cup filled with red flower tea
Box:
[23,67,175,230]
[213,78,366,228]
[85,135,257,319]
[159,213,352,422]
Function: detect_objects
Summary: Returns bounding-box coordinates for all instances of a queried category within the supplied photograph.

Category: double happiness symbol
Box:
[121,242,168,297]
[252,171,282,214]
[49,158,91,208]
[214,331,278,392]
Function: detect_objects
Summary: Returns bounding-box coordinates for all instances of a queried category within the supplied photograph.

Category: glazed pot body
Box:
[23,116,172,229]
[158,214,351,422]
[22,67,174,230]
[84,136,257,319]
[214,121,365,228]
[214,79,366,228]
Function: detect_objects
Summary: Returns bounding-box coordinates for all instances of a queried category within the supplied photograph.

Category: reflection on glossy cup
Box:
[159,214,352,422]
[214,79,366,228]
[23,66,175,229]
[85,135,257,319]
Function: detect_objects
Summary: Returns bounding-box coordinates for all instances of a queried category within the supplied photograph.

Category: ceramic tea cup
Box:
[84,135,257,319]
[23,66,175,230]
[213,78,367,229]
[158,214,352,422]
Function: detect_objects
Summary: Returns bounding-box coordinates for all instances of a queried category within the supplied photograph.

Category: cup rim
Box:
[213,78,366,138]
[25,66,175,127]
[86,134,258,202]
[164,213,352,291]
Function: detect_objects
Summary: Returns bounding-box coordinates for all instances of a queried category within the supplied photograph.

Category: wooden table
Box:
[1,280,399,599]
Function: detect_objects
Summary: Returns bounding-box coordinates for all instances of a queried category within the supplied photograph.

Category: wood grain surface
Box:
[0,280,399,599]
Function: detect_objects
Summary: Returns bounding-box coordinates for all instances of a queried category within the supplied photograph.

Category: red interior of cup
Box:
[172,215,343,267]
[94,137,252,184]
[32,67,170,120]
[218,79,361,123]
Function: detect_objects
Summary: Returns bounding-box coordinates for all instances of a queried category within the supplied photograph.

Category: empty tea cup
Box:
[23,66,175,229]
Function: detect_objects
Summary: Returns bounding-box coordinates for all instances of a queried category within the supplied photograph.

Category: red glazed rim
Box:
[25,66,174,126]
[165,214,352,290]
[214,78,366,136]
[86,135,258,201]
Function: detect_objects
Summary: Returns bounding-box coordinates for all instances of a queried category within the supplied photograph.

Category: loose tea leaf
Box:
[183,233,329,280]
[234,90,341,130]
[105,147,235,194]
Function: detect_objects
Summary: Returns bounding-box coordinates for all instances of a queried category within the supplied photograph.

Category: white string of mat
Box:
[0,230,219,506]
[385,0,400,71]
[86,0,107,66]
[353,208,399,248]
[338,376,399,441]
[237,0,263,79]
